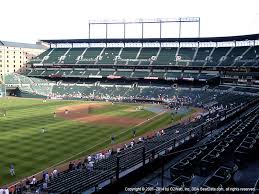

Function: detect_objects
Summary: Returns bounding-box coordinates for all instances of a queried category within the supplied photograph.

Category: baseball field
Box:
[0,97,194,186]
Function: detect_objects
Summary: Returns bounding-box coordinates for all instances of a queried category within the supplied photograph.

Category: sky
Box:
[0,0,259,43]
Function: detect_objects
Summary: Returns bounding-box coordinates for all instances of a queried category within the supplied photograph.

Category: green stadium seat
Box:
[29,49,53,64]
[69,69,86,76]
[63,48,86,64]
[138,48,159,59]
[78,48,103,64]
[120,48,140,59]
[97,48,121,65]
[205,47,230,66]
[29,69,45,76]
[153,47,177,65]
[43,48,69,64]
[56,69,73,76]
[127,61,140,65]
[99,69,115,77]
[177,47,196,61]
[149,71,165,79]
[219,47,248,66]
[166,71,182,79]
[84,69,99,77]
[114,70,133,78]
[131,71,150,78]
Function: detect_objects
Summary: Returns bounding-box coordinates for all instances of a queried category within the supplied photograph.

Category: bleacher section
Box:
[5,73,258,100]
[29,45,259,67]
[132,103,259,194]
[26,68,219,81]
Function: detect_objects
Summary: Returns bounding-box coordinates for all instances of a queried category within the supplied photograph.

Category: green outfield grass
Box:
[0,97,191,186]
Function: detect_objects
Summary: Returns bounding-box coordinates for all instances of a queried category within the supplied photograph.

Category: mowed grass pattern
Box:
[0,98,172,186]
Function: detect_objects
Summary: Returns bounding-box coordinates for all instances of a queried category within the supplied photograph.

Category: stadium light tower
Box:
[88,17,201,39]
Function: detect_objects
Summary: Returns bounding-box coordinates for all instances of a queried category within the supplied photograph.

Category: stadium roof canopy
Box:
[0,40,46,49]
[41,34,259,44]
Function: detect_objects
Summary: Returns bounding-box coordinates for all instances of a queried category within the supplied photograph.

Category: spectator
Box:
[10,186,16,194]
[16,182,23,193]
[138,137,143,143]
[4,188,9,194]
[31,176,37,185]
[0,188,3,194]
[42,171,46,180]
[52,169,58,177]
[45,172,50,182]
[77,161,82,170]
[88,161,94,171]
[68,162,73,171]
[130,141,134,148]
[82,162,86,169]
[161,129,165,135]
[25,178,30,190]
[87,155,92,162]
[42,181,48,192]
[84,157,88,164]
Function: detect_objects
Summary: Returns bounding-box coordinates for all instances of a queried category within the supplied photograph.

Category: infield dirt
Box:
[56,103,146,126]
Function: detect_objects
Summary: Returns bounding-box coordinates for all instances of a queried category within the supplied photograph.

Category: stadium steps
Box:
[218,47,234,66]
[75,47,88,64]
[150,47,161,66]
[192,47,199,61]
[205,47,230,66]
[136,47,142,59]
[232,46,253,67]
[203,47,216,67]
[220,47,247,67]
[153,47,177,66]
[37,48,53,64]
[77,47,103,65]
[114,47,124,65]
[59,48,71,64]
[95,47,106,65]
